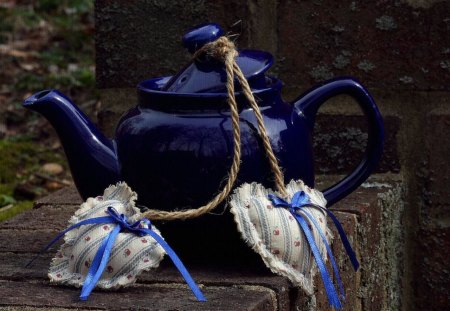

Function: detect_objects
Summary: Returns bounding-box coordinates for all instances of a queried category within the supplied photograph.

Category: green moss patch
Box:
[0,138,67,221]
[0,200,34,222]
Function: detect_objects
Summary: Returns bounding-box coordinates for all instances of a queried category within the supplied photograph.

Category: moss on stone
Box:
[0,138,67,221]
[0,139,66,183]
[0,200,34,222]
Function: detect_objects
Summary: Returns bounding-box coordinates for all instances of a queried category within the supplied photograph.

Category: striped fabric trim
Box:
[48,182,165,290]
[229,180,332,296]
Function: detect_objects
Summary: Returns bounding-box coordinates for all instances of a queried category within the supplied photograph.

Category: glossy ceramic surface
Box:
[23,23,384,209]
[165,23,273,93]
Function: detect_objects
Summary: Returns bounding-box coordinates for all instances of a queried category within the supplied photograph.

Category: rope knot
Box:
[193,36,238,62]
[106,206,151,235]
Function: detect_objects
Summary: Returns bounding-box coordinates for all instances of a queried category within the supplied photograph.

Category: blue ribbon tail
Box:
[268,192,358,308]
[320,208,359,271]
[141,228,206,302]
[26,208,206,302]
[301,210,345,301]
[80,225,121,300]
[25,216,115,268]
[292,211,342,310]
[80,230,111,299]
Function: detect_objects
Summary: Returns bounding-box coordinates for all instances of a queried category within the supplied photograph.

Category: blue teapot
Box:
[24,23,384,210]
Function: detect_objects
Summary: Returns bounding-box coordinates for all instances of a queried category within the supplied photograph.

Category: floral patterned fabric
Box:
[48,183,165,289]
[229,180,332,295]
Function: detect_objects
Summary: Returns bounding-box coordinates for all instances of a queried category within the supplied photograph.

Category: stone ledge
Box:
[0,177,403,310]
[0,280,276,311]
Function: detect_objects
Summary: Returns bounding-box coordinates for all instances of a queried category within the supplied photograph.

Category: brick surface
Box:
[423,110,450,210]
[0,230,62,253]
[415,108,450,310]
[96,1,450,92]
[330,211,360,311]
[0,252,289,311]
[0,204,75,230]
[314,115,400,174]
[0,280,276,311]
[94,0,278,135]
[0,183,401,310]
[415,228,450,310]
[34,186,82,207]
[334,183,404,311]
[277,0,450,94]
[95,0,259,89]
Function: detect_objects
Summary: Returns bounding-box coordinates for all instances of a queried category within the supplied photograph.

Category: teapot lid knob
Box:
[162,22,273,93]
[182,23,224,54]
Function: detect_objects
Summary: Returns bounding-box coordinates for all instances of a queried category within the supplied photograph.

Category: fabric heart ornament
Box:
[48,183,165,289]
[29,182,205,301]
[230,180,359,309]
[229,180,329,294]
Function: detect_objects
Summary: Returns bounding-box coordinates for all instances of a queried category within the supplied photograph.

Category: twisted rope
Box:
[142,36,286,221]
[231,62,287,197]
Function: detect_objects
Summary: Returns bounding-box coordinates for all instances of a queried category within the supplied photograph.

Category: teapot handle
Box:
[292,77,384,206]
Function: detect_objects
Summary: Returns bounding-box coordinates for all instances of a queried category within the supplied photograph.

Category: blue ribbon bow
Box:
[268,191,359,310]
[26,206,206,302]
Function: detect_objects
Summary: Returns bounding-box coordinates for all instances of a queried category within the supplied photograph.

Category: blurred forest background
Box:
[0,0,95,220]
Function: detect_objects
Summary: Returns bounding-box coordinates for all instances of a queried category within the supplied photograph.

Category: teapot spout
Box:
[24,90,121,199]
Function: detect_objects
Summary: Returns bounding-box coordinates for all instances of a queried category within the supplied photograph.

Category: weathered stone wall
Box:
[95,1,450,310]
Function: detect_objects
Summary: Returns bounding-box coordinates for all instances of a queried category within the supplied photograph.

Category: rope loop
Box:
[142,36,286,221]
[192,36,238,62]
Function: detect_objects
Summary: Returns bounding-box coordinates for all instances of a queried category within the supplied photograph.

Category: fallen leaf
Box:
[45,181,64,191]
[19,62,39,71]
[0,48,34,59]
[41,163,64,175]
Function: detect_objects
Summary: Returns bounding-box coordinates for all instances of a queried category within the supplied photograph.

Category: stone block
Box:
[423,109,450,215]
[297,211,360,311]
[415,228,450,310]
[0,177,402,310]
[97,88,136,137]
[415,108,450,310]
[292,181,403,311]
[95,0,202,89]
[95,0,277,90]
[331,211,360,311]
[33,186,82,207]
[332,183,404,311]
[95,0,279,134]
[277,0,450,95]
[0,279,277,311]
[314,115,400,174]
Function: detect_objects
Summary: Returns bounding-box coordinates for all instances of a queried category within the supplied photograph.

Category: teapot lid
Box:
[162,23,273,94]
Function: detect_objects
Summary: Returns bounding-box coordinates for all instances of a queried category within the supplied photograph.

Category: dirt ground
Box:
[0,0,97,220]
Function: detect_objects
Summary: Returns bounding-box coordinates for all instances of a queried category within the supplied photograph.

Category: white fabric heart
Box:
[229,179,332,295]
[48,182,165,289]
